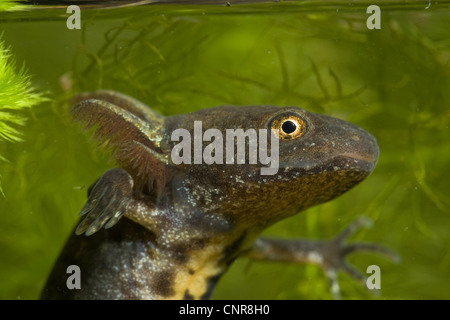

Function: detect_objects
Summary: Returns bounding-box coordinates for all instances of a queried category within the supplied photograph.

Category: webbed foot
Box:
[312,217,400,299]
[75,168,134,236]
[247,217,400,299]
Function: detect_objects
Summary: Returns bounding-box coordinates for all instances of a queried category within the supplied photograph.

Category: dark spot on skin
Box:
[188,269,195,275]
[170,240,207,265]
[150,270,175,297]
[200,273,223,300]
[183,290,195,300]
[171,244,189,264]
[191,239,206,250]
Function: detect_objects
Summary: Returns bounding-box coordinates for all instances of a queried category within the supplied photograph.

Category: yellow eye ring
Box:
[270,113,307,140]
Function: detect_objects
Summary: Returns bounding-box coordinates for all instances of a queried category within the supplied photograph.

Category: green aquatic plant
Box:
[0,40,45,193]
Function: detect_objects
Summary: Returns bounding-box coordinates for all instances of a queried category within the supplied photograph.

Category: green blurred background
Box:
[1,1,449,299]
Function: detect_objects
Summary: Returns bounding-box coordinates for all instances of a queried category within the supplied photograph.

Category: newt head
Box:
[163,105,379,230]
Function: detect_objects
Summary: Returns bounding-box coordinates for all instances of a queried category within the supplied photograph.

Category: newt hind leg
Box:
[246,217,400,299]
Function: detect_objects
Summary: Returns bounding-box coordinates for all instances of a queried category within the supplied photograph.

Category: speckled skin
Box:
[41,90,383,300]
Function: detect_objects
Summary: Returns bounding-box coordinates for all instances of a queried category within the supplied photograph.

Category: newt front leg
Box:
[76,168,134,236]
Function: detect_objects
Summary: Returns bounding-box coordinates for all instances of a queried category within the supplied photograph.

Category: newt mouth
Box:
[338,151,378,165]
[327,153,378,177]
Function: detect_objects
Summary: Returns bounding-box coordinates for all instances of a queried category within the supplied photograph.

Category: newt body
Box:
[41,91,390,300]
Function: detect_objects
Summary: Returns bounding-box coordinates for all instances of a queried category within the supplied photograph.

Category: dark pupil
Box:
[281,120,297,134]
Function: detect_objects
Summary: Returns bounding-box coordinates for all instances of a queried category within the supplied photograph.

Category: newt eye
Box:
[269,112,307,140]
